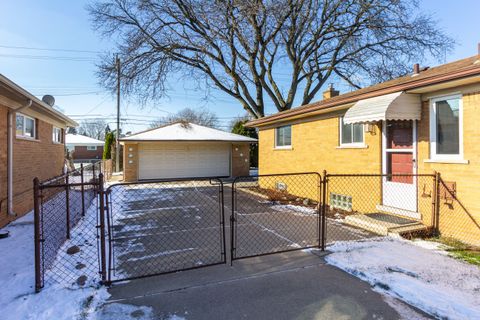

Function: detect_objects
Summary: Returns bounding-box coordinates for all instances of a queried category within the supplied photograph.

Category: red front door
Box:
[386,121,414,183]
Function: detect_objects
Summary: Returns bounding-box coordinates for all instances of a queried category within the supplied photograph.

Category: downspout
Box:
[7,99,32,216]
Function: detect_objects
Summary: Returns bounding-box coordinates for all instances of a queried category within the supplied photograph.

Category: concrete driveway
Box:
[106,181,374,282]
[100,250,430,320]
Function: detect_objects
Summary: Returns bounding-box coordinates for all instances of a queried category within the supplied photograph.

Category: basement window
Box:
[330,193,352,211]
[16,113,36,139]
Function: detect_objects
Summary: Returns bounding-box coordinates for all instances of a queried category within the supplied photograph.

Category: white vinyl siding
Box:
[138,143,230,180]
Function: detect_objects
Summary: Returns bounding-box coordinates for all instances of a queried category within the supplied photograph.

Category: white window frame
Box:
[16,113,36,139]
[274,125,292,149]
[429,94,464,161]
[52,127,63,144]
[339,116,365,147]
[87,146,98,151]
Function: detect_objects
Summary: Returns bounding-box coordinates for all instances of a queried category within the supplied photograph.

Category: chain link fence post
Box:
[65,173,71,239]
[81,164,85,216]
[321,170,327,251]
[434,171,441,234]
[33,177,42,292]
[98,173,107,283]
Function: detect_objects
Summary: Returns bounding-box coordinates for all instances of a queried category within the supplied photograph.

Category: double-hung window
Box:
[16,113,36,139]
[52,127,63,143]
[275,125,291,148]
[339,117,364,146]
[429,95,463,160]
[87,146,98,151]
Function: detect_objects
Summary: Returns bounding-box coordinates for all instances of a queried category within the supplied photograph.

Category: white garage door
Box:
[138,142,231,180]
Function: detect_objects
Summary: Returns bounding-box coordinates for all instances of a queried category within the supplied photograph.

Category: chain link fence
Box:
[323,173,436,245]
[105,178,226,282]
[34,162,104,291]
[436,178,480,247]
[231,173,321,260]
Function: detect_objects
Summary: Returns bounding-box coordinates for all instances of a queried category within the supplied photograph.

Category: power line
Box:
[0,44,102,54]
[0,53,96,62]
[33,91,105,96]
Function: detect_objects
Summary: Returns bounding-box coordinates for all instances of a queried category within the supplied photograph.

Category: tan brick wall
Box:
[232,143,250,177]
[0,105,8,221]
[123,143,138,182]
[0,104,66,227]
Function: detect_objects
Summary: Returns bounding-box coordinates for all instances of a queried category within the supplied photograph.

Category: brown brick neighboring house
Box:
[0,74,77,227]
[66,134,104,164]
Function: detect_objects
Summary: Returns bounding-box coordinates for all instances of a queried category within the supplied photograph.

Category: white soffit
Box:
[343,91,421,124]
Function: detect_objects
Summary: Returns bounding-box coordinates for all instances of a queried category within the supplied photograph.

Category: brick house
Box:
[0,74,77,227]
[66,134,104,164]
[247,55,480,245]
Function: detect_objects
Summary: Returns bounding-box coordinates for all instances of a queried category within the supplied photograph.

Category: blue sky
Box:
[0,0,478,133]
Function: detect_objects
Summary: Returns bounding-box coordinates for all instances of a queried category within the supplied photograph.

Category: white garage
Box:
[120,122,257,181]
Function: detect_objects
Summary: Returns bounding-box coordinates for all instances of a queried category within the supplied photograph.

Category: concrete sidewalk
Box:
[99,250,431,320]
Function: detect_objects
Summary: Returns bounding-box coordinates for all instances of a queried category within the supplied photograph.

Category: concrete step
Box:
[344,213,425,236]
[376,205,421,219]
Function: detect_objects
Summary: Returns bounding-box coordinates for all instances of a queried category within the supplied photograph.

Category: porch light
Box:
[364,123,376,134]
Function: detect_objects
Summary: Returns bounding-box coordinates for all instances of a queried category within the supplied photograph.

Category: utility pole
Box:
[115,55,121,172]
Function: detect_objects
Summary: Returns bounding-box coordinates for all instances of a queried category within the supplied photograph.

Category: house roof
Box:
[66,134,104,146]
[247,55,480,127]
[120,122,258,142]
[0,74,78,127]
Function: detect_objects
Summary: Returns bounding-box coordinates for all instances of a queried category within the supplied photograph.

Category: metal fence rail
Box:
[105,178,226,283]
[33,162,105,292]
[231,173,322,260]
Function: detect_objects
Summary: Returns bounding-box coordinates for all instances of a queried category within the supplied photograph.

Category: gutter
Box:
[0,74,78,127]
[7,99,32,216]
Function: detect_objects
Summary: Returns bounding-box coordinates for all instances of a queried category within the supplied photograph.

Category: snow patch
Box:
[326,238,480,320]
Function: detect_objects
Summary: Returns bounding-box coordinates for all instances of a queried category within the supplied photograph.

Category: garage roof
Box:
[120,122,258,142]
[66,134,104,146]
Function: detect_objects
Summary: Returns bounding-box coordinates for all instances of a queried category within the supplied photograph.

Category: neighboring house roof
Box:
[247,55,480,127]
[66,134,104,146]
[0,74,78,127]
[120,122,258,142]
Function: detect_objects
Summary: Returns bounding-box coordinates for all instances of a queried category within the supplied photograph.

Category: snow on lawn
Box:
[0,211,153,320]
[325,238,480,320]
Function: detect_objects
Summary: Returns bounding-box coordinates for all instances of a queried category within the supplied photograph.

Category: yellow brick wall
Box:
[258,115,382,208]
[418,92,480,245]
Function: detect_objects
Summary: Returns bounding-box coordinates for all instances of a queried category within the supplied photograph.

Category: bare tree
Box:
[89,0,453,118]
[150,107,219,128]
[79,119,108,140]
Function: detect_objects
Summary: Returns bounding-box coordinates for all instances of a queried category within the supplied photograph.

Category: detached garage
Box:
[120,122,257,181]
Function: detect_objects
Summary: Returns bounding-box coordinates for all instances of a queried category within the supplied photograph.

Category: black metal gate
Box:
[230,173,322,260]
[104,178,226,282]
